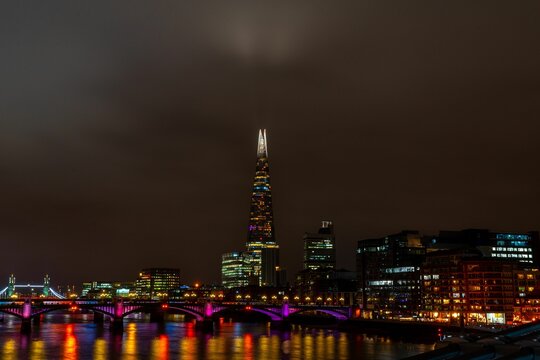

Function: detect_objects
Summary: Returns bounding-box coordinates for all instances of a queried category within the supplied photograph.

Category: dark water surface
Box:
[0,314,434,359]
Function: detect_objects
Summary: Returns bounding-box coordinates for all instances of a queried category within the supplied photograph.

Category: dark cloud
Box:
[0,0,539,286]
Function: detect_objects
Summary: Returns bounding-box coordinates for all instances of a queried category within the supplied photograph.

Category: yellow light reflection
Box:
[257,336,268,359]
[289,332,301,359]
[304,334,314,360]
[232,337,243,360]
[180,336,197,360]
[268,335,280,360]
[150,335,168,360]
[337,332,349,360]
[123,322,137,358]
[2,339,17,360]
[316,331,325,359]
[326,333,335,359]
[93,339,107,360]
[29,340,45,360]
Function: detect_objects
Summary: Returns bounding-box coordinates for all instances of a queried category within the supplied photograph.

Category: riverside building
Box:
[356,231,425,318]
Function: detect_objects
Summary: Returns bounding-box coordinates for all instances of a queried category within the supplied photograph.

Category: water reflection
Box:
[63,324,78,360]
[150,334,169,360]
[0,314,434,359]
[3,339,17,360]
[93,338,107,360]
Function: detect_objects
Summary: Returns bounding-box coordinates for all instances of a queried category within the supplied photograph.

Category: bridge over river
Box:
[0,298,353,333]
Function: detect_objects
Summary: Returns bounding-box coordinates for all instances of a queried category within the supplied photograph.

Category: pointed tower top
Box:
[257,129,268,158]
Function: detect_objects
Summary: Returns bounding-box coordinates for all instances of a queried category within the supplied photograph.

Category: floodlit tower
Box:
[7,274,15,297]
[246,129,279,285]
[43,274,50,297]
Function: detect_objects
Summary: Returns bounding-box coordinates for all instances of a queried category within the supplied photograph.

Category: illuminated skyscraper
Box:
[246,129,279,286]
[221,252,254,288]
[303,221,336,271]
[220,130,282,288]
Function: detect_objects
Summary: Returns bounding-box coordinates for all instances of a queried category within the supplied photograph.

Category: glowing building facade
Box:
[221,129,281,288]
[246,129,280,286]
[221,252,254,288]
[135,268,180,299]
[304,221,336,271]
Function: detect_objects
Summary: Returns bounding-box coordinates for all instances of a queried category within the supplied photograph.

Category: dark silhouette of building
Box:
[357,230,425,317]
[295,268,357,305]
[303,221,336,271]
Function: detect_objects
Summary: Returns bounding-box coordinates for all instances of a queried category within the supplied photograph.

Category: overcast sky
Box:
[1,0,539,286]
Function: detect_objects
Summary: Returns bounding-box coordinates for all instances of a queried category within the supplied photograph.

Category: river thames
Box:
[0,313,434,359]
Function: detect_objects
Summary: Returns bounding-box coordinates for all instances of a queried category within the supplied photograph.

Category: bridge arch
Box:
[167,306,204,321]
[247,307,283,321]
[289,308,348,320]
[211,306,283,321]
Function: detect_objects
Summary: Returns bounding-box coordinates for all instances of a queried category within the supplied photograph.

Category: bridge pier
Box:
[270,319,291,330]
[93,312,104,324]
[195,319,214,332]
[111,318,124,333]
[194,302,215,332]
[20,298,33,334]
[20,318,32,334]
[110,298,125,333]
[150,309,165,323]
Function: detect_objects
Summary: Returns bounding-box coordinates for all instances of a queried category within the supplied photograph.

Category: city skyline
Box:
[1,1,539,285]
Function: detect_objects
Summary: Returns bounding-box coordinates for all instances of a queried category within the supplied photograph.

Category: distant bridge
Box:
[0,274,65,299]
[0,299,353,333]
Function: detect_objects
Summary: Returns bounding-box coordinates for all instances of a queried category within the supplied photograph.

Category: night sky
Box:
[1,1,539,286]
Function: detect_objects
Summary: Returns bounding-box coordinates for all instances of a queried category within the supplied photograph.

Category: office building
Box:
[245,129,280,286]
[420,249,515,325]
[81,281,134,299]
[221,130,282,287]
[426,229,539,265]
[222,252,255,288]
[304,221,336,271]
[135,268,180,299]
[357,230,425,317]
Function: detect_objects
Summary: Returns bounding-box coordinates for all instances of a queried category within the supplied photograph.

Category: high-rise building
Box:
[135,268,180,299]
[356,230,425,317]
[221,252,254,288]
[303,221,336,271]
[245,129,280,286]
[260,245,280,286]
